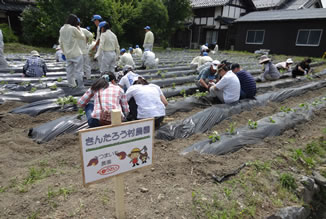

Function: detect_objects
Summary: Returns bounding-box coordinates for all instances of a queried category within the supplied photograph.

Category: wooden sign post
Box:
[79,110,154,219]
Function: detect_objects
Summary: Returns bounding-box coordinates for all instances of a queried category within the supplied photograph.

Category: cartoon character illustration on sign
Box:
[139,146,149,164]
[87,156,99,167]
[115,151,127,160]
[128,148,141,167]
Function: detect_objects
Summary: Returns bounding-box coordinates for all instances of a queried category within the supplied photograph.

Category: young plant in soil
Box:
[194,89,208,98]
[299,103,309,110]
[305,74,313,80]
[57,77,63,82]
[20,81,31,86]
[279,173,297,192]
[77,108,86,119]
[0,81,8,85]
[208,131,220,143]
[29,87,37,93]
[226,122,237,135]
[56,96,77,108]
[172,82,176,89]
[248,119,258,129]
[280,106,295,113]
[49,84,57,90]
[9,70,14,74]
[180,89,187,97]
[269,116,276,123]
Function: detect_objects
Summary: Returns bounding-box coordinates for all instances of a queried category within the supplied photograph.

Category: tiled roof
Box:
[236,8,326,22]
[0,2,32,12]
[191,0,230,8]
[252,0,282,8]
[283,0,312,9]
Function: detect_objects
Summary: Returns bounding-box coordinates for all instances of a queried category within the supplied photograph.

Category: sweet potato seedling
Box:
[269,116,276,123]
[248,119,258,129]
[209,131,220,143]
[226,122,237,135]
[29,87,37,93]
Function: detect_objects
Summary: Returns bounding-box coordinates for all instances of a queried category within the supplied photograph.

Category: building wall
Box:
[233,19,326,57]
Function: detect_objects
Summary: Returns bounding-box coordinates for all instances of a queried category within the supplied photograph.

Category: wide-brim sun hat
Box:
[31,50,40,57]
[259,55,271,64]
[286,58,294,64]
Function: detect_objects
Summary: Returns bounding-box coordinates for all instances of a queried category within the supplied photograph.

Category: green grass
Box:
[4,43,54,54]
[23,167,56,185]
[280,173,297,191]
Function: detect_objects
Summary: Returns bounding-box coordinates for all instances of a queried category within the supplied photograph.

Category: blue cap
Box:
[144,26,150,30]
[86,26,90,31]
[203,52,208,56]
[205,43,208,46]
[129,47,133,51]
[77,18,80,23]
[91,15,102,22]
[136,45,139,48]
[120,48,126,53]
[99,21,106,28]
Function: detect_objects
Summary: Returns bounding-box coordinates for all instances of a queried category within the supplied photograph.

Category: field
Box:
[0,49,326,219]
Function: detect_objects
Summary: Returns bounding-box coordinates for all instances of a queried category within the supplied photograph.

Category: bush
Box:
[0,23,18,43]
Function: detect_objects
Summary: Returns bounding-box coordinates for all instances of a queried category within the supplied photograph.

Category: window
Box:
[296,29,323,46]
[206,30,218,44]
[246,30,265,44]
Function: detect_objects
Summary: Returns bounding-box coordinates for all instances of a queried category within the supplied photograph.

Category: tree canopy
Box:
[20,0,192,47]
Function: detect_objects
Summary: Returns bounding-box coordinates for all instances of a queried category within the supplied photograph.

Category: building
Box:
[232,8,326,57]
[252,0,323,10]
[172,0,256,49]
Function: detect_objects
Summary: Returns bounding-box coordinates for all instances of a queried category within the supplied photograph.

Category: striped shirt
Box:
[78,83,129,120]
[236,70,257,98]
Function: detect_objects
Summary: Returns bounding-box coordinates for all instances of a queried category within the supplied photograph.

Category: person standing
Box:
[0,29,7,68]
[59,14,85,88]
[77,19,93,80]
[91,15,102,66]
[143,26,154,51]
[96,21,120,75]
[23,50,48,77]
[231,63,256,99]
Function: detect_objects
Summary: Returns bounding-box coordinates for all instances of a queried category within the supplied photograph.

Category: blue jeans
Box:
[85,103,100,128]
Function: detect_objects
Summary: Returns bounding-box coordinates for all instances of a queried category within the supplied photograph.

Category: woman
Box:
[258,55,280,82]
[77,73,129,128]
[59,14,85,88]
[96,21,120,75]
[126,77,168,128]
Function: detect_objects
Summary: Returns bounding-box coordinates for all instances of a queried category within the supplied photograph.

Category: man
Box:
[133,45,143,57]
[23,50,48,77]
[143,26,154,51]
[0,29,7,68]
[196,60,220,92]
[198,52,213,67]
[142,49,158,69]
[292,58,312,78]
[258,55,280,82]
[77,19,93,79]
[231,63,256,99]
[118,48,135,68]
[208,63,240,104]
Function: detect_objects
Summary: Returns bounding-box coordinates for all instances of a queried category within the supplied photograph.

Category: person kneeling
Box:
[23,50,48,77]
[231,63,256,99]
[77,73,129,128]
[208,64,240,104]
[126,77,168,128]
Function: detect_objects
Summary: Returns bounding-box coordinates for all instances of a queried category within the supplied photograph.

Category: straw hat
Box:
[286,58,293,64]
[259,55,271,64]
[31,50,40,57]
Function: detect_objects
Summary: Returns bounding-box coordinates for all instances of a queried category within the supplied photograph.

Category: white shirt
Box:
[126,84,165,119]
[77,28,93,55]
[198,56,213,67]
[134,48,143,57]
[191,56,201,65]
[98,30,120,56]
[118,53,135,68]
[275,61,291,71]
[215,70,240,104]
[59,24,85,59]
[55,49,65,62]
[142,51,157,67]
[143,31,154,45]
[119,71,139,90]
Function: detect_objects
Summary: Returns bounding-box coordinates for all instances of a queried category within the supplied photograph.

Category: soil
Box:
[0,81,326,219]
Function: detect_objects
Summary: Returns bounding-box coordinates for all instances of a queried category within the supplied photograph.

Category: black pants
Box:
[292,70,304,78]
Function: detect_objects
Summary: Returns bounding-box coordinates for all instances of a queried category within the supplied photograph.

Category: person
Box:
[126,76,168,128]
[128,47,133,55]
[91,15,103,66]
[119,65,139,91]
[143,26,154,51]
[292,58,312,78]
[190,55,201,69]
[59,14,85,88]
[258,55,280,82]
[23,50,48,77]
[77,19,94,80]
[55,46,66,62]
[231,63,256,99]
[208,64,241,104]
[77,73,129,128]
[196,60,220,92]
[275,58,293,72]
[118,48,135,68]
[0,29,7,68]
[198,52,213,67]
[200,43,209,53]
[142,49,158,69]
[134,45,142,57]
[96,21,120,74]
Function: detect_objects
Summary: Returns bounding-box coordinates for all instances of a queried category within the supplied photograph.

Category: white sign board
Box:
[79,118,154,185]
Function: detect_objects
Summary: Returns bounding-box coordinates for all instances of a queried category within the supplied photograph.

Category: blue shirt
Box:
[197,66,218,81]
[236,70,256,98]
[23,56,48,77]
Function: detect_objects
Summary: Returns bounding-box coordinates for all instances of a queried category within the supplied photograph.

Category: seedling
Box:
[208,131,220,143]
[157,70,162,75]
[78,108,85,119]
[161,74,166,79]
[248,119,258,129]
[269,116,276,123]
[226,122,237,135]
[50,84,57,90]
[311,100,322,106]
[57,77,63,82]
[280,106,295,113]
[56,96,77,108]
[29,87,37,93]
[172,82,176,89]
[279,173,297,191]
[299,103,309,110]
[0,81,8,85]
[194,89,208,98]
[9,70,14,74]
[20,81,30,86]
[305,74,313,80]
[180,89,187,97]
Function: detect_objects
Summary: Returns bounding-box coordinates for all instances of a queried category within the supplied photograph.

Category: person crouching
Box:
[23,50,48,77]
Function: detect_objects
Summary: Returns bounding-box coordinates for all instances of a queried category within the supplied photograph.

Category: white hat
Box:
[56,46,61,51]
[31,50,40,57]
[211,60,220,70]
[286,58,293,64]
[259,55,271,64]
